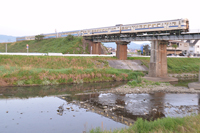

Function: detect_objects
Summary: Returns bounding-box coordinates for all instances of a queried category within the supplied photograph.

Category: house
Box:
[185,40,200,55]
[167,40,189,55]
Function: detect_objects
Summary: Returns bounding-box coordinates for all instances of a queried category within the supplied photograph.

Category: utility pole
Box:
[26,44,29,54]
[5,43,7,53]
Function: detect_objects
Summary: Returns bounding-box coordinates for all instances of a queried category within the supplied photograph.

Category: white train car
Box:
[16,36,35,41]
[43,33,57,39]
[16,18,189,41]
[82,18,189,36]
[60,30,81,37]
[82,25,121,36]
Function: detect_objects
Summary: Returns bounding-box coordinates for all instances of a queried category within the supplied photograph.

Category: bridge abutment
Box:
[116,41,130,60]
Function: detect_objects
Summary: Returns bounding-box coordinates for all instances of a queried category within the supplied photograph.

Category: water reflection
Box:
[0,81,127,99]
[59,92,200,125]
[1,81,200,132]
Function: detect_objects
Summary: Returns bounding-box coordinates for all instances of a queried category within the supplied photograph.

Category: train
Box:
[16,18,189,41]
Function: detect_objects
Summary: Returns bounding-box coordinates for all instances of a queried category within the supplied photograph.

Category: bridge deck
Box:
[85,33,200,42]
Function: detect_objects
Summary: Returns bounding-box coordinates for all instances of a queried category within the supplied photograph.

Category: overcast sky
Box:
[1,0,200,37]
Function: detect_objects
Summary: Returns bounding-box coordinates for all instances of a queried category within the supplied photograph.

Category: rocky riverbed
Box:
[104,83,200,94]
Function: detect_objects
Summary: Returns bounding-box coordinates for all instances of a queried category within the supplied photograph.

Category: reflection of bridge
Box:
[84,32,200,81]
[58,95,135,126]
[58,93,166,126]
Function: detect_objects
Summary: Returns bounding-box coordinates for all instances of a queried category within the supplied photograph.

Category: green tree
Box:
[35,35,45,41]
[66,35,74,41]
[143,44,150,55]
[172,44,178,55]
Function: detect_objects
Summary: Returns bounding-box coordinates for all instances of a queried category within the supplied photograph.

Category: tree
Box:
[143,44,150,55]
[35,35,45,41]
[172,44,178,55]
[66,34,74,41]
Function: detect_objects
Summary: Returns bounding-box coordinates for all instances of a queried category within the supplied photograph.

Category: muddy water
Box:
[0,81,200,133]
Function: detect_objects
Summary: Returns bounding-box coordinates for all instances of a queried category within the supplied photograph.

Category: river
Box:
[0,81,200,133]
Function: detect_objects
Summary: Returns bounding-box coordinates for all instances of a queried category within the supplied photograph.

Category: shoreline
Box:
[104,83,200,94]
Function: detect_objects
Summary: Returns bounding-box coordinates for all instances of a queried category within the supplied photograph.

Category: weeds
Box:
[90,114,200,133]
[128,57,200,74]
[0,56,143,86]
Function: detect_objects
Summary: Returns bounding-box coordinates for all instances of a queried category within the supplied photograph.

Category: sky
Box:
[1,0,200,37]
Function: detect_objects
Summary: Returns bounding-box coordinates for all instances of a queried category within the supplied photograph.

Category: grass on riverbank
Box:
[90,114,200,133]
[128,57,200,74]
[0,55,144,86]
[127,77,161,87]
[0,36,89,54]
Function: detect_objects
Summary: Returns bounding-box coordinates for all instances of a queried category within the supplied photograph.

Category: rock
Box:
[6,111,8,113]
[103,106,107,109]
[144,112,148,115]
[116,105,124,109]
[152,108,157,112]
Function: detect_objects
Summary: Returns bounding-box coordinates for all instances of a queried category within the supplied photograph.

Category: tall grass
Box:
[0,56,144,86]
[128,57,200,74]
[90,114,200,133]
[0,55,115,69]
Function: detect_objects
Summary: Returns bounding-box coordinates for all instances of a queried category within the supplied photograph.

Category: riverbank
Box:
[0,55,200,87]
[105,82,200,94]
[0,55,145,86]
[90,114,200,133]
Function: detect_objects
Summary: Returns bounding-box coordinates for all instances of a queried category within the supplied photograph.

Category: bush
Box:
[66,35,74,41]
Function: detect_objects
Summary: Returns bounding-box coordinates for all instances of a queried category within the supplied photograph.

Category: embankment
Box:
[0,55,144,86]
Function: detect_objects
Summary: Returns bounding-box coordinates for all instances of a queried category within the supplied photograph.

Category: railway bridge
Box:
[83,32,200,81]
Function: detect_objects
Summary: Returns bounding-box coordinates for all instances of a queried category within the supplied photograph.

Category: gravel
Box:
[104,83,200,94]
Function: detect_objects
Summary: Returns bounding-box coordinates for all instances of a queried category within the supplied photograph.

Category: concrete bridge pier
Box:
[91,42,101,54]
[82,39,102,54]
[149,40,168,77]
[143,40,178,82]
[116,41,130,60]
